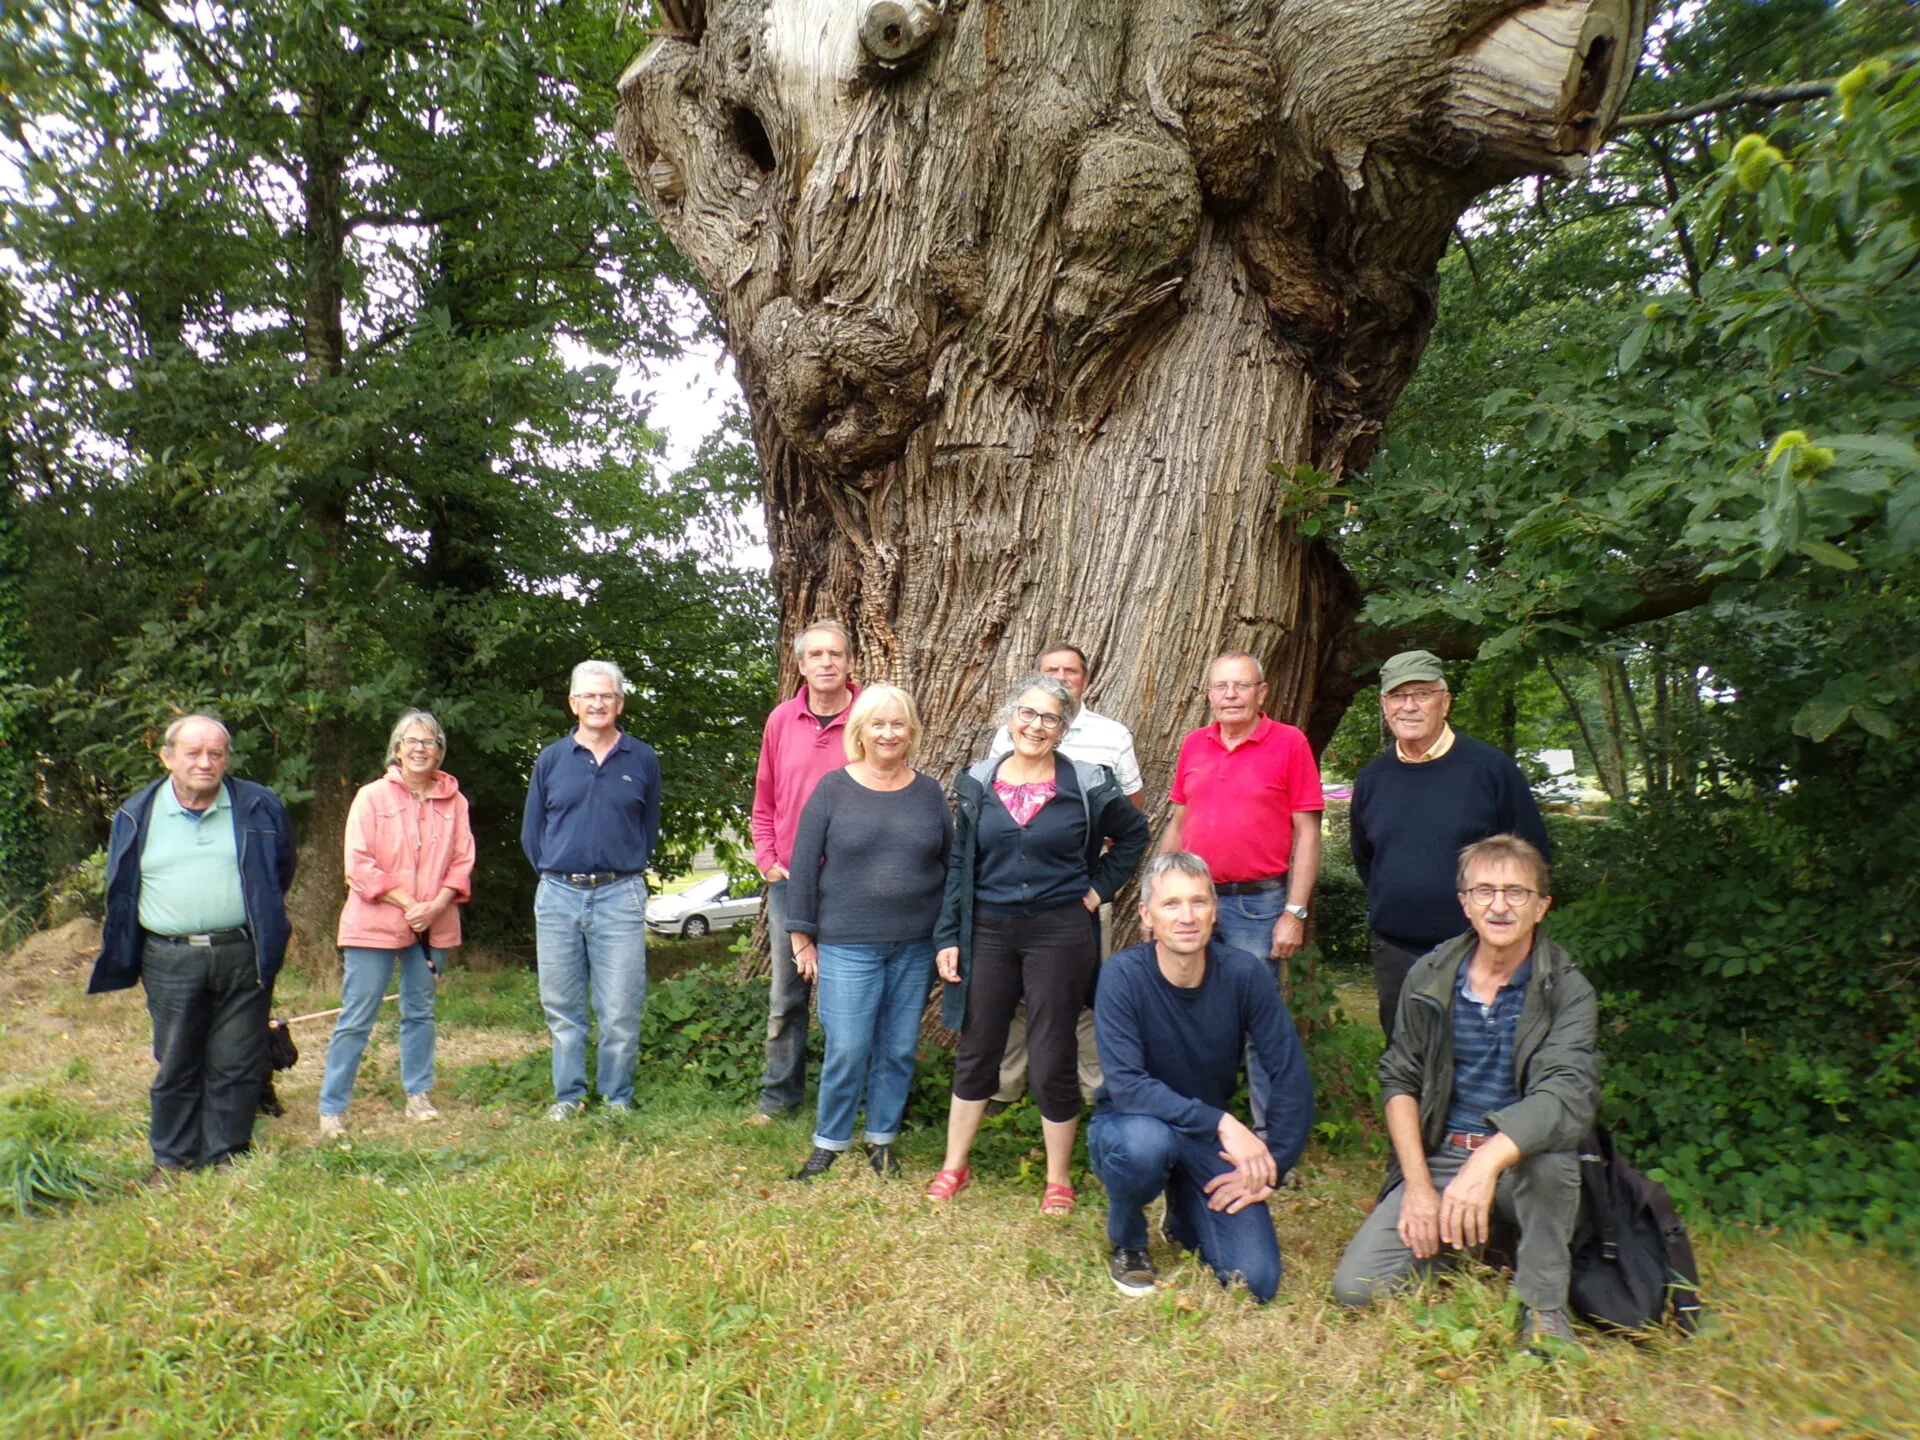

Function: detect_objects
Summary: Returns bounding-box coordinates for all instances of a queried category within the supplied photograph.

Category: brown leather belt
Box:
[1446,1131,1496,1151]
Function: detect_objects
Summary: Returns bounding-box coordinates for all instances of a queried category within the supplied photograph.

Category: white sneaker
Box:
[404,1093,441,1124]
[318,1114,348,1140]
[544,1100,585,1121]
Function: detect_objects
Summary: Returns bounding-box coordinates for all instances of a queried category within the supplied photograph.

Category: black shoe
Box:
[865,1143,901,1177]
[790,1147,839,1182]
[1516,1306,1583,1356]
[984,1098,1013,1118]
[1108,1246,1157,1297]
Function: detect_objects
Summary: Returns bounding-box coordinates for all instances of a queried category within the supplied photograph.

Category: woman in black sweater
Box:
[786,684,952,1181]
[927,674,1151,1213]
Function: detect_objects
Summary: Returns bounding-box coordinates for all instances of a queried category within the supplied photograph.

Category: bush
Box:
[1553,796,1920,1248]
[451,963,779,1110]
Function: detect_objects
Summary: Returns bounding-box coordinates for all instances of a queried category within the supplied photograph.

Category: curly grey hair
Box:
[997,672,1080,733]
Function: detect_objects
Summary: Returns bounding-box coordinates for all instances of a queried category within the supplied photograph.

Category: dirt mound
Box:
[3,918,101,1000]
[7,917,100,971]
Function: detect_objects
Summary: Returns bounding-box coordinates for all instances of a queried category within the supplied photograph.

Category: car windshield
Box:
[680,874,728,903]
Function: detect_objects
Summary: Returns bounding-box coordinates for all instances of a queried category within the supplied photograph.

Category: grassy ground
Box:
[1,941,1916,1440]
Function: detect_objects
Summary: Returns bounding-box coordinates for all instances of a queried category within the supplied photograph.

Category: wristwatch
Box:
[1283,903,1310,921]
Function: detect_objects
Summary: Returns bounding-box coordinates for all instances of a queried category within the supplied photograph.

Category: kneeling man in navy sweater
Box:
[1089,851,1313,1301]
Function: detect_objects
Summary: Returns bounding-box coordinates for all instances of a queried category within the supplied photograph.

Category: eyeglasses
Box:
[1208,680,1261,696]
[572,693,619,705]
[399,737,443,751]
[1389,689,1448,706]
[1462,884,1539,905]
[1013,706,1065,732]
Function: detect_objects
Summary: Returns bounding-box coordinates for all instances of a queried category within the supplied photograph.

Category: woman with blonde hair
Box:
[318,709,475,1137]
[785,684,952,1180]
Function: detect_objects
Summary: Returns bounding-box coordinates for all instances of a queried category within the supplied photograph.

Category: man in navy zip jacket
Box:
[1089,851,1313,1302]
[91,715,295,1185]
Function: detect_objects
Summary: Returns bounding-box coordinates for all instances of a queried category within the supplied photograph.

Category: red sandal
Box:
[925,1167,971,1201]
[1041,1182,1077,1217]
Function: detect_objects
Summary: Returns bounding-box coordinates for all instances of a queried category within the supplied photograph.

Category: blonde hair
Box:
[843,684,922,763]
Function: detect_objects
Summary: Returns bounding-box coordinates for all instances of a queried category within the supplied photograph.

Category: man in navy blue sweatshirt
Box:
[1351,651,1550,1040]
[1089,852,1314,1301]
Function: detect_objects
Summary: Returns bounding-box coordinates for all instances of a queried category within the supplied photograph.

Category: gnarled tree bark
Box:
[615,0,1646,793]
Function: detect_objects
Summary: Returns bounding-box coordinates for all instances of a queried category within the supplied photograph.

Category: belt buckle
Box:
[187,933,214,947]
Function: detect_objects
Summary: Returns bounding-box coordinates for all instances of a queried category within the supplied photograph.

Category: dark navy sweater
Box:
[973,761,1090,917]
[1093,940,1315,1175]
[1349,733,1551,953]
[785,769,953,943]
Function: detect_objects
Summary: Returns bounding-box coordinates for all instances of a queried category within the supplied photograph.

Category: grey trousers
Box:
[1332,1142,1582,1313]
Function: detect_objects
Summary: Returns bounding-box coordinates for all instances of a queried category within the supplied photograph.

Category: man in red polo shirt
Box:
[746,620,860,1126]
[1160,650,1323,1134]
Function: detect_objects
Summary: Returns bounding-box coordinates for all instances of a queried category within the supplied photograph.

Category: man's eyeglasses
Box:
[1462,884,1539,906]
[1389,689,1448,706]
[1013,706,1065,732]
[1208,680,1260,696]
[572,693,619,706]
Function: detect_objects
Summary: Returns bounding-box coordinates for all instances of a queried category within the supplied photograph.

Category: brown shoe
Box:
[144,1166,180,1191]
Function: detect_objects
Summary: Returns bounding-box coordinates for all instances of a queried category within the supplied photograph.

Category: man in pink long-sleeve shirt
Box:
[746,621,860,1125]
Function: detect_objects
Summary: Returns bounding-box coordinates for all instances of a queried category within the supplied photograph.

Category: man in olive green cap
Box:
[1349,651,1550,1039]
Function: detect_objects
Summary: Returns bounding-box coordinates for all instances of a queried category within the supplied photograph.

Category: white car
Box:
[645,873,764,939]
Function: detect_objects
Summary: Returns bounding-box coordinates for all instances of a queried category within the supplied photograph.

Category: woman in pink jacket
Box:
[318,710,475,1138]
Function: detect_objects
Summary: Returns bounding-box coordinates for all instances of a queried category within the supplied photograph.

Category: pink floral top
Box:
[993,778,1057,827]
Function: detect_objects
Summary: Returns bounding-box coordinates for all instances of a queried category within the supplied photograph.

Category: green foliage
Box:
[638,966,773,1104]
[451,964,779,1110]
[1359,60,1919,670]
[1554,791,1920,1248]
[1,0,774,935]
[0,297,44,933]
[0,1085,104,1215]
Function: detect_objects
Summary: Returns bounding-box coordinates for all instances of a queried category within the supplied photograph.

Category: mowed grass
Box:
[1,959,1917,1439]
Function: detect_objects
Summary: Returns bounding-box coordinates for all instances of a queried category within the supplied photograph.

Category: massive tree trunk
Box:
[615,0,1646,795]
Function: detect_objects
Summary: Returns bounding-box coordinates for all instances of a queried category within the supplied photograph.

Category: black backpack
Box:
[1568,1126,1704,1335]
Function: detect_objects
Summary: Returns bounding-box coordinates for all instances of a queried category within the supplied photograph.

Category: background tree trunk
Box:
[616,0,1647,793]
[282,82,356,982]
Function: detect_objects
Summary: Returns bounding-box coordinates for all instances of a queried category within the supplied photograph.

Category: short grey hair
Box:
[998,672,1080,731]
[1456,834,1551,895]
[162,714,230,750]
[386,709,447,767]
[792,620,851,660]
[1141,851,1216,904]
[1212,650,1266,683]
[570,659,626,695]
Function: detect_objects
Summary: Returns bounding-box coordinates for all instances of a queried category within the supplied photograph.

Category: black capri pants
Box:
[951,901,1099,1123]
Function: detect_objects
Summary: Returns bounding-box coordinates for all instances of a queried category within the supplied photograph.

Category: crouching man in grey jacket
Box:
[1331,834,1600,1352]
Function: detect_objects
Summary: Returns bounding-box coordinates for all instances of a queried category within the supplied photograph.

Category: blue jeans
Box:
[318,943,439,1115]
[141,935,271,1170]
[1090,1112,1283,1303]
[812,940,935,1149]
[1212,889,1288,1139]
[534,874,648,1107]
[757,879,811,1116]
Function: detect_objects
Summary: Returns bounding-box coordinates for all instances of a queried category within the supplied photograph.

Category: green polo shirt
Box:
[137,783,249,936]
